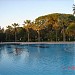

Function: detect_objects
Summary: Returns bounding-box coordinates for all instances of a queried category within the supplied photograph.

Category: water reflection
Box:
[0,48,2,62]
[0,44,29,62]
[14,48,23,55]
[63,44,75,53]
[0,44,75,75]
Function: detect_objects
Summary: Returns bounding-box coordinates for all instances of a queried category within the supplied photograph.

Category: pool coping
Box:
[0,42,75,45]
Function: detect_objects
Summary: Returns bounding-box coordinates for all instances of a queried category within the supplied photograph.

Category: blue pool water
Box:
[0,43,75,75]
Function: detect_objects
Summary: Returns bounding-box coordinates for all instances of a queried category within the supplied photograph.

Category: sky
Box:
[0,0,74,28]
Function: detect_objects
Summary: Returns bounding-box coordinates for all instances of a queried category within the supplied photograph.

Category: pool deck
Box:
[0,42,75,45]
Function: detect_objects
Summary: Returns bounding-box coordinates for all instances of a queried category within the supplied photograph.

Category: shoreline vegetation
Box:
[0,13,75,42]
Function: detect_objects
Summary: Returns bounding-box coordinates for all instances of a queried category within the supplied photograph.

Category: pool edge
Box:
[0,42,75,45]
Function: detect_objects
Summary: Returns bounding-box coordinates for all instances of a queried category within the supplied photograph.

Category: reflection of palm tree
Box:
[15,48,22,55]
[15,48,19,55]
[37,44,40,53]
[12,23,19,42]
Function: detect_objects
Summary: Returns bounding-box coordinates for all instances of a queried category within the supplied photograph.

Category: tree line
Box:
[0,13,75,42]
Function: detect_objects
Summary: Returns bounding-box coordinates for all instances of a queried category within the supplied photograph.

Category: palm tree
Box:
[53,22,59,41]
[58,15,68,41]
[6,25,12,41]
[66,23,75,41]
[34,20,45,42]
[0,27,5,42]
[23,20,31,42]
[12,23,19,42]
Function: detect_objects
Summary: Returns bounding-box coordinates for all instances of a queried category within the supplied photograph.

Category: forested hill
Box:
[0,13,75,42]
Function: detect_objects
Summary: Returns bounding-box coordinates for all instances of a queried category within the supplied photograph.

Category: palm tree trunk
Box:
[27,29,29,42]
[37,30,40,42]
[56,30,57,42]
[15,28,17,42]
[63,27,66,42]
[6,33,7,42]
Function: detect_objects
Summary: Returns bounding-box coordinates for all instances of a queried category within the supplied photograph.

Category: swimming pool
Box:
[0,43,75,75]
